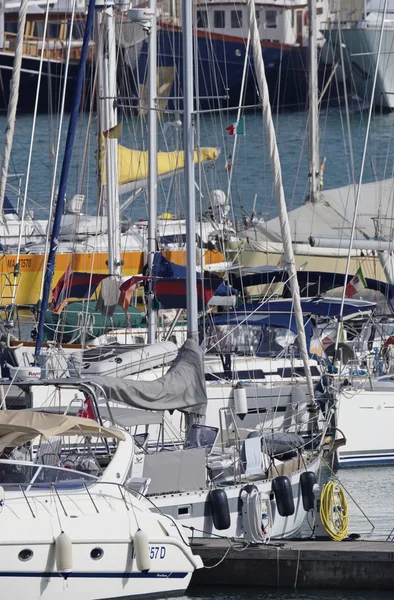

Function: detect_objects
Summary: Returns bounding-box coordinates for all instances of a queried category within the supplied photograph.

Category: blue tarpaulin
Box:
[231,269,391,312]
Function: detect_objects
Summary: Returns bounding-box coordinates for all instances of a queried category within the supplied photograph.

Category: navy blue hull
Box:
[0,52,93,113]
[134,26,332,111]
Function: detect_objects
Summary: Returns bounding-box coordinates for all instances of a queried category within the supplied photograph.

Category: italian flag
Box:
[226,116,245,135]
[345,266,367,298]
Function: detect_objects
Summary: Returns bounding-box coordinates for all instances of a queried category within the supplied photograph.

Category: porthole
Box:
[90,547,104,560]
[18,549,33,562]
[178,504,192,517]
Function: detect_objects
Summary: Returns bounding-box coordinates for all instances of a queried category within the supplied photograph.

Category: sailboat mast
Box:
[246,0,316,406]
[98,0,121,276]
[147,0,158,343]
[182,0,198,341]
[308,0,319,204]
[0,0,29,214]
[34,0,96,360]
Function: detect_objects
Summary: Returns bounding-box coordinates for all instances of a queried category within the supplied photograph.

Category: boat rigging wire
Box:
[334,0,389,358]
[38,0,79,302]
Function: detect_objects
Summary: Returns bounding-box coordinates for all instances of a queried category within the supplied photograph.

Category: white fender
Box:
[233,383,248,420]
[55,532,73,579]
[134,529,151,573]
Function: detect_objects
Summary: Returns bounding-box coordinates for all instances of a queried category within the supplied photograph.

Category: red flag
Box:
[77,396,96,420]
[119,275,155,313]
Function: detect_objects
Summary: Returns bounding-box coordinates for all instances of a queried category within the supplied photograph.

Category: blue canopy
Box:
[237,297,376,319]
[232,269,392,312]
[214,311,306,332]
[213,297,374,327]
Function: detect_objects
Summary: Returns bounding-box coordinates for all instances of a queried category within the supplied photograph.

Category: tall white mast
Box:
[182,0,198,341]
[246,0,316,407]
[308,0,319,204]
[147,0,158,343]
[0,0,29,214]
[97,0,121,276]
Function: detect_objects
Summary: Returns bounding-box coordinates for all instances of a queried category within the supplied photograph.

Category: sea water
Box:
[3,108,394,223]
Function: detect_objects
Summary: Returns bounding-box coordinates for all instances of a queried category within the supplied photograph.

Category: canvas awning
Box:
[0,410,125,451]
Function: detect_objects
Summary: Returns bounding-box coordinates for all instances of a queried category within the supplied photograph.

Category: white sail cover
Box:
[89,339,207,416]
[242,178,394,249]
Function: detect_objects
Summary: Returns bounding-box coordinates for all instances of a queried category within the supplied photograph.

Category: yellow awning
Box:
[100,137,219,186]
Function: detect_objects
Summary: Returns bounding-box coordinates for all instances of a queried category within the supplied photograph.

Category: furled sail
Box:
[86,339,207,416]
[99,136,219,195]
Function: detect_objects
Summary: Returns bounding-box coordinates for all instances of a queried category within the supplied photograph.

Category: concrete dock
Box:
[190,538,394,589]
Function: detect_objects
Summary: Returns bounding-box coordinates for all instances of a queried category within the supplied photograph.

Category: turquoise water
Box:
[3,108,394,223]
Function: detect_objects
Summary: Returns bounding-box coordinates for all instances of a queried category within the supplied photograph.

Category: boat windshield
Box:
[255,325,298,358]
[207,324,298,358]
[206,324,263,356]
[0,459,97,490]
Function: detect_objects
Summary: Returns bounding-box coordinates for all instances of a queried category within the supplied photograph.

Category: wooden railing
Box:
[1,31,95,61]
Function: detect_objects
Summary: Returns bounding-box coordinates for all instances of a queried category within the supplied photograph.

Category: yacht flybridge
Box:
[0,410,202,599]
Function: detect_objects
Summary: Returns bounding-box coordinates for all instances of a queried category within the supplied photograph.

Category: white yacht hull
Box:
[149,455,320,540]
[336,385,394,467]
[0,490,197,599]
[0,554,191,600]
[0,427,200,599]
[323,26,394,110]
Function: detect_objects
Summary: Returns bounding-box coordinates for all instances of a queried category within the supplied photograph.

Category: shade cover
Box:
[0,410,125,452]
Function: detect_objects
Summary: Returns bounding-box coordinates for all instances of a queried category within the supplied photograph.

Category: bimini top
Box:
[0,410,125,452]
[214,297,376,323]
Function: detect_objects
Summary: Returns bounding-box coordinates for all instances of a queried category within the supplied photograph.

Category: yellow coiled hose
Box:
[320,481,349,541]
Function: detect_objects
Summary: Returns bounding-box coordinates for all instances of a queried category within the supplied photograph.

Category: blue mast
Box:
[34,0,96,361]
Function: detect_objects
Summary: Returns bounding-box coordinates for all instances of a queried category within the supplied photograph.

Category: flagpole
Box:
[183,0,198,342]
[147,0,157,344]
[99,0,121,277]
